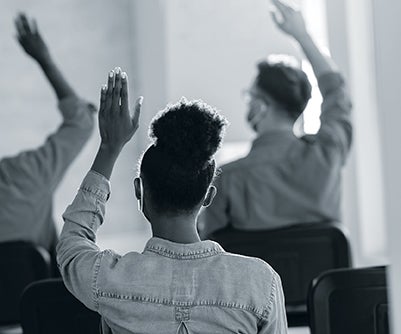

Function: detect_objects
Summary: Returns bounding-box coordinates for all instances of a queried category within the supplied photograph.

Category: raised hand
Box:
[99,67,143,151]
[15,13,50,64]
[270,0,308,41]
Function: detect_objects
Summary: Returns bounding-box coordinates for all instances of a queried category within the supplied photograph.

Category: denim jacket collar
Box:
[143,237,225,259]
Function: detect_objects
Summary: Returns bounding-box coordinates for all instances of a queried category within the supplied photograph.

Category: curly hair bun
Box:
[149,98,228,170]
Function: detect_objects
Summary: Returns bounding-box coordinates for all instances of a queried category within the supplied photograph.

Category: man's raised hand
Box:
[270,0,308,41]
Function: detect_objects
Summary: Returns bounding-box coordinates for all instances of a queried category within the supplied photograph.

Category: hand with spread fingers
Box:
[92,67,143,179]
[15,12,50,65]
[270,0,308,41]
[99,67,143,151]
[270,0,334,76]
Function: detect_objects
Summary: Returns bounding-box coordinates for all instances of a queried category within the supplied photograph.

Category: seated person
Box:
[56,68,288,333]
[0,14,95,266]
[199,0,352,238]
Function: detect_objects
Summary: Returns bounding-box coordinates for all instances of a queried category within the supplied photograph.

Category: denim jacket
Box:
[57,171,288,333]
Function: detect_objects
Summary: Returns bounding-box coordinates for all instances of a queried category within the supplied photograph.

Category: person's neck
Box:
[256,115,294,136]
[150,212,201,244]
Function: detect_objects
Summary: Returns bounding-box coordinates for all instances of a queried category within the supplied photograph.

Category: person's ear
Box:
[133,177,142,200]
[203,185,217,207]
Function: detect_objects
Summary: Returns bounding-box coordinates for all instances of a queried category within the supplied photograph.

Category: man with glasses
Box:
[200,0,352,238]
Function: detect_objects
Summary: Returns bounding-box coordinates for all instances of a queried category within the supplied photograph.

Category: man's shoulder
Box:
[219,155,253,175]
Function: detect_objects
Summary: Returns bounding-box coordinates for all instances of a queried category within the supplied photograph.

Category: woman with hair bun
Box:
[56,68,288,333]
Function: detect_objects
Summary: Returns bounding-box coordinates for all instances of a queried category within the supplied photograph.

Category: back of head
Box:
[140,98,228,214]
[256,55,312,119]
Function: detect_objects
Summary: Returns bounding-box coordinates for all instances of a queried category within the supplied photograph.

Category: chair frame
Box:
[308,265,388,334]
[209,222,352,326]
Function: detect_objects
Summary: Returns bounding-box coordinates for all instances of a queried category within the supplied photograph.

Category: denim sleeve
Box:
[314,72,353,165]
[56,170,112,311]
[259,273,288,334]
[198,170,230,239]
[2,96,94,194]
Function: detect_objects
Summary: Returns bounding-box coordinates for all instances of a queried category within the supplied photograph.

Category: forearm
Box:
[91,144,122,180]
[38,56,76,100]
[296,32,336,78]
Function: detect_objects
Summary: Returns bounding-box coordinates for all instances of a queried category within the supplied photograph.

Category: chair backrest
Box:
[209,223,352,306]
[308,266,389,334]
[20,278,100,334]
[0,241,51,325]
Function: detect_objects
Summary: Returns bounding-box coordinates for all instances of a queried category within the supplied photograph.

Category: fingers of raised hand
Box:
[270,9,284,27]
[105,70,114,110]
[20,14,32,34]
[99,85,108,138]
[17,13,33,36]
[271,0,289,12]
[31,19,38,35]
[15,15,26,38]
[112,67,122,112]
[99,84,107,114]
[15,13,38,41]
[120,72,129,114]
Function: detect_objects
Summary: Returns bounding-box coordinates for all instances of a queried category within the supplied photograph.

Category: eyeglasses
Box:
[241,88,271,105]
[241,88,270,107]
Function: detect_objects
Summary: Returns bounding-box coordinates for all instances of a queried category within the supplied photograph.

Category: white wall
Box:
[325,0,388,266]
[163,0,303,142]
[371,0,401,331]
[326,0,401,331]
[0,0,150,253]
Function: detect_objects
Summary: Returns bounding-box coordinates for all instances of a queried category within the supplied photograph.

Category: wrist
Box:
[90,144,121,180]
[294,31,312,44]
[37,53,53,69]
[99,142,124,156]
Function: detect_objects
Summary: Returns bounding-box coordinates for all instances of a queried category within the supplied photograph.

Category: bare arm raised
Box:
[270,0,335,77]
[4,13,96,192]
[270,0,352,164]
[15,13,76,100]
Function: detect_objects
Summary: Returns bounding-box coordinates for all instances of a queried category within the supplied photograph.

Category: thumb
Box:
[271,9,284,28]
[132,96,143,128]
[31,18,38,35]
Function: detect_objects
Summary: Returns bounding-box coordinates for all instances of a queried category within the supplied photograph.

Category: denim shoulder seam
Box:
[96,292,268,320]
[146,247,222,259]
[264,272,277,320]
[92,250,106,311]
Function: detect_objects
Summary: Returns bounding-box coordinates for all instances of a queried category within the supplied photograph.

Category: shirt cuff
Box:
[58,96,96,122]
[317,72,345,97]
[80,170,111,201]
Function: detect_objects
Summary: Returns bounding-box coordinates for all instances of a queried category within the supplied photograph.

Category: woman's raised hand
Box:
[99,68,143,151]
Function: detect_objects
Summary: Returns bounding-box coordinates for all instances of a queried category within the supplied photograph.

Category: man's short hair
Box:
[255,55,312,119]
